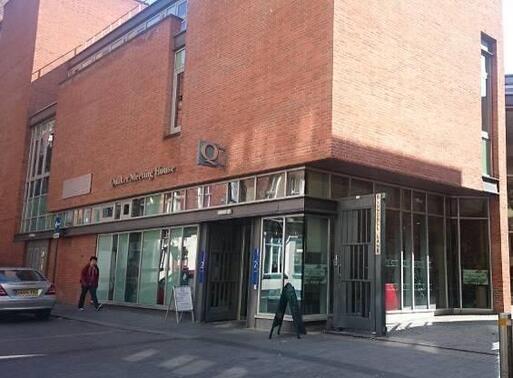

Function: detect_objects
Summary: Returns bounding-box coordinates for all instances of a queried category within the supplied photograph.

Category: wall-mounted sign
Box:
[62,173,92,199]
[197,140,225,168]
[111,166,176,188]
[375,193,383,255]
[251,248,259,289]
[198,250,206,284]
[463,269,489,286]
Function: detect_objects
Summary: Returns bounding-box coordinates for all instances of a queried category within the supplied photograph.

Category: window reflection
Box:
[256,173,285,200]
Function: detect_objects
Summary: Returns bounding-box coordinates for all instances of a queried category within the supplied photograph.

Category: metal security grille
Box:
[341,209,371,318]
[205,223,241,322]
[333,194,385,336]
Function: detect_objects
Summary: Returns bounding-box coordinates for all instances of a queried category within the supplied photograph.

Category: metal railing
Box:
[31,2,148,81]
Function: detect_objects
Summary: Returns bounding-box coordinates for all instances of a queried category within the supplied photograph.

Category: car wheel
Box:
[35,309,51,320]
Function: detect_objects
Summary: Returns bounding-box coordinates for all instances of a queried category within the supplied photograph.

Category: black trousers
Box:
[78,286,99,309]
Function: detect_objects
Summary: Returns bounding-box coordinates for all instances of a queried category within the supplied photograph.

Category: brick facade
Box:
[0,0,509,312]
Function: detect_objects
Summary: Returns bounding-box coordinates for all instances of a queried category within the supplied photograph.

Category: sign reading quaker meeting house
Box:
[111,166,176,188]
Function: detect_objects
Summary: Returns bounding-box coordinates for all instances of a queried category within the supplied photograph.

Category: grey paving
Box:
[0,305,500,377]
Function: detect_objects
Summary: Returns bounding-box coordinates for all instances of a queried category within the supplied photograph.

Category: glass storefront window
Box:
[145,195,162,216]
[239,177,255,202]
[402,190,411,211]
[131,198,145,217]
[460,219,490,308]
[284,218,304,312]
[287,170,305,196]
[350,179,373,196]
[385,210,401,311]
[256,173,285,200]
[446,219,460,308]
[114,234,129,302]
[227,181,239,203]
[413,213,428,309]
[428,194,444,216]
[331,175,349,199]
[182,227,198,294]
[306,171,329,198]
[459,198,488,218]
[158,230,169,305]
[138,230,161,305]
[376,184,400,209]
[413,192,426,213]
[402,212,412,308]
[97,235,113,301]
[167,228,183,305]
[304,217,328,315]
[186,188,201,210]
[259,216,329,316]
[83,208,91,224]
[209,183,228,207]
[429,215,446,309]
[125,233,142,303]
[96,226,198,307]
[260,218,284,314]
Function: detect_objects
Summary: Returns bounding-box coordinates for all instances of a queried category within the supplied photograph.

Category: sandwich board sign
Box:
[165,285,195,324]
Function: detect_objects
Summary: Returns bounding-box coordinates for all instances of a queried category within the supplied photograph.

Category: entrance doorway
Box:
[333,194,386,336]
[205,221,249,322]
[25,240,49,274]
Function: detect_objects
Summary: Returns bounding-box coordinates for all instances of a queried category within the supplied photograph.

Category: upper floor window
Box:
[21,119,55,233]
[481,37,495,177]
[170,48,185,133]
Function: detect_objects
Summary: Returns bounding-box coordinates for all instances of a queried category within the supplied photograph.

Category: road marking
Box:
[0,354,45,360]
[159,354,196,369]
[173,359,215,376]
[123,349,159,362]
[213,367,248,378]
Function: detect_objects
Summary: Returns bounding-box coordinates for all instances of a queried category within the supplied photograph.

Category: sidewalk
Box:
[51,304,499,377]
[53,303,499,355]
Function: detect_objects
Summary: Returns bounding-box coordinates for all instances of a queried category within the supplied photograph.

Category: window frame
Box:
[170,47,186,134]
[481,36,496,177]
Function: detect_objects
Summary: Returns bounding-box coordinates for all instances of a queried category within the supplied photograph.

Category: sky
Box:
[505,0,513,73]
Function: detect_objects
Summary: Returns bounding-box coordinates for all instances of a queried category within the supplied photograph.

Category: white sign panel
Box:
[173,286,193,312]
[62,173,92,199]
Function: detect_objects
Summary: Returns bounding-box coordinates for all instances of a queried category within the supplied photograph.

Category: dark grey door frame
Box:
[333,193,386,336]
[205,221,242,322]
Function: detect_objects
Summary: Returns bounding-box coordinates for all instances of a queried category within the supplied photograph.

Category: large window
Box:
[259,215,329,316]
[21,119,55,233]
[96,226,198,307]
[481,37,494,176]
[170,48,185,133]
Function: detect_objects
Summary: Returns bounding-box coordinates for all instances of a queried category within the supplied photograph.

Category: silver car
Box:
[0,267,56,320]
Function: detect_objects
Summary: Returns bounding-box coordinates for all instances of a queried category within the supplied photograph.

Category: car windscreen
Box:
[0,270,44,283]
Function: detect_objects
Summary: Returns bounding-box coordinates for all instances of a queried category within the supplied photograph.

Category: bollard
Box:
[498,313,513,378]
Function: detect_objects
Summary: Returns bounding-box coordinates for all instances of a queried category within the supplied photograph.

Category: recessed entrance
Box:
[205,220,249,322]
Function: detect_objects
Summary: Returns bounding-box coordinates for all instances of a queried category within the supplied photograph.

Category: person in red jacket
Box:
[78,256,103,311]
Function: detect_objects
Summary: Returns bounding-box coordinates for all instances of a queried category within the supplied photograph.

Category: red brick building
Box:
[0,0,508,332]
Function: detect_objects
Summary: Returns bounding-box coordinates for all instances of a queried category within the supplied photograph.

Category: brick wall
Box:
[47,0,333,211]
[0,0,40,266]
[0,0,160,267]
[33,0,140,73]
[332,0,504,191]
[47,235,97,304]
[332,0,508,311]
